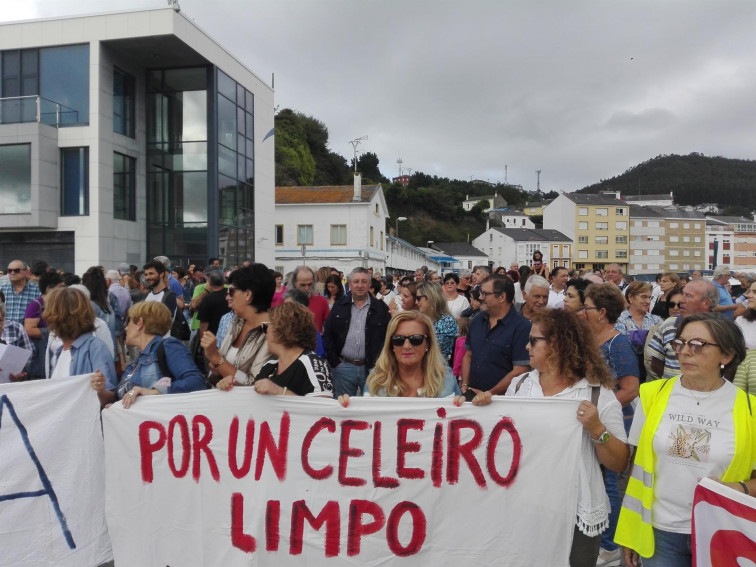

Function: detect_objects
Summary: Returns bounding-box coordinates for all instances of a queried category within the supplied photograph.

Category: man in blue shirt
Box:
[460,275,531,397]
[712,264,737,319]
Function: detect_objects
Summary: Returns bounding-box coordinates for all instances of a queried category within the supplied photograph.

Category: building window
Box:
[578,250,588,259]
[596,250,609,259]
[616,208,626,216]
[669,250,679,257]
[380,231,384,250]
[616,250,628,259]
[615,221,627,230]
[694,236,701,243]
[370,226,374,247]
[552,245,559,256]
[113,152,136,221]
[596,208,608,216]
[579,221,588,230]
[596,222,608,231]
[648,221,659,228]
[331,224,347,245]
[615,235,627,244]
[39,45,90,125]
[633,221,642,227]
[60,147,88,216]
[669,222,679,229]
[297,224,313,245]
[578,207,588,216]
[275,225,283,245]
[694,223,701,229]
[683,223,690,229]
[669,263,679,270]
[669,236,679,242]
[562,245,569,256]
[683,250,690,257]
[595,236,608,244]
[0,143,31,213]
[578,235,588,243]
[694,250,701,257]
[113,68,135,137]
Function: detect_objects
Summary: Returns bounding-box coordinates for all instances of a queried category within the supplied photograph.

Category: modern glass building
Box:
[0,8,274,273]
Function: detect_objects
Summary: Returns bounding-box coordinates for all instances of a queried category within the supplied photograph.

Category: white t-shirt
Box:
[735,316,756,350]
[628,379,746,533]
[446,294,470,318]
[547,286,565,308]
[145,289,165,303]
[51,349,73,379]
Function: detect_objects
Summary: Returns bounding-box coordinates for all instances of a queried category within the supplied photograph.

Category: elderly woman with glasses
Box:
[617,313,753,567]
[338,311,460,405]
[201,264,274,390]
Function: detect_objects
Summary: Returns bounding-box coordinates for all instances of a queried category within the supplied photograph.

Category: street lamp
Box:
[395,216,407,238]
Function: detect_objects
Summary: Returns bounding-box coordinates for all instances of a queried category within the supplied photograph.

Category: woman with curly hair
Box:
[338,311,460,404]
[251,301,333,397]
[416,282,458,362]
[476,309,629,567]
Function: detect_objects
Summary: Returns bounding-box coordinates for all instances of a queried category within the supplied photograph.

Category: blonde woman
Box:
[338,311,460,404]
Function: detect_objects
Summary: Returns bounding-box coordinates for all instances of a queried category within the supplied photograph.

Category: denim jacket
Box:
[50,332,117,390]
[118,336,206,399]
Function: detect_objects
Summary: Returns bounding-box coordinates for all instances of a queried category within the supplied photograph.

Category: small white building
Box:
[386,236,442,275]
[429,242,489,272]
[274,175,389,275]
[462,192,507,213]
[492,209,535,229]
[472,228,571,270]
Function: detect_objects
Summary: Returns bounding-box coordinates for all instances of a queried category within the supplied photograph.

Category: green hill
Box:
[577,153,756,214]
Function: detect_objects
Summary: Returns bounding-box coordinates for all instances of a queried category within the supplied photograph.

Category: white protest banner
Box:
[103,390,582,566]
[692,477,756,566]
[0,374,112,567]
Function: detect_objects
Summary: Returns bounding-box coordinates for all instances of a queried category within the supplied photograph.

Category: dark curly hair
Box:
[530,309,614,388]
[269,301,316,350]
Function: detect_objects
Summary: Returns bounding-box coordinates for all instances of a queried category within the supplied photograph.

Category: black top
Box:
[197,289,231,334]
[256,351,333,396]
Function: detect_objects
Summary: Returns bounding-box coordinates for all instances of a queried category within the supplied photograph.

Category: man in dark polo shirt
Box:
[460,275,531,397]
[197,271,230,339]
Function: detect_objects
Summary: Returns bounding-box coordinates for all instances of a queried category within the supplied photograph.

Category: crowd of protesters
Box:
[4,252,755,567]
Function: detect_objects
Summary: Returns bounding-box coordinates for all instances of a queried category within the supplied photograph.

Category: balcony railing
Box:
[0,95,79,127]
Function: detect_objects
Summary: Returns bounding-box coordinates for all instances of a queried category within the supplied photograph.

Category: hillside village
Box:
[273,173,756,276]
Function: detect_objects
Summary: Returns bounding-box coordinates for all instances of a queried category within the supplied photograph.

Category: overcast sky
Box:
[4,0,755,192]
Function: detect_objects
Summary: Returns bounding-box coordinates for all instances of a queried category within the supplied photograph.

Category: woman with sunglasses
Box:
[338,311,460,404]
[416,282,458,362]
[201,265,274,390]
[666,287,684,318]
[472,310,628,567]
[617,313,753,567]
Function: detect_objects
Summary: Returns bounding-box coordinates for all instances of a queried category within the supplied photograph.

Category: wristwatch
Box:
[591,429,610,444]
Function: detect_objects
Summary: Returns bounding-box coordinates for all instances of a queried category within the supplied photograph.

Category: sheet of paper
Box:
[0,343,32,383]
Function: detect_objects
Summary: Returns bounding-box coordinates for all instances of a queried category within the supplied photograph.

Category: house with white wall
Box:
[472,228,571,269]
[274,174,389,274]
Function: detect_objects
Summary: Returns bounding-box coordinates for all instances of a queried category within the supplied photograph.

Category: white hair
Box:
[713,265,730,279]
[524,275,549,293]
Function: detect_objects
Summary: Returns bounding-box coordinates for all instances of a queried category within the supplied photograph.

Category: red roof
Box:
[276,185,379,204]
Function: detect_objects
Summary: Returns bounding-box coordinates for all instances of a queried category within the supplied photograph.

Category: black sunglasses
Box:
[667,301,681,308]
[391,334,427,347]
[528,335,548,347]
[7,268,23,274]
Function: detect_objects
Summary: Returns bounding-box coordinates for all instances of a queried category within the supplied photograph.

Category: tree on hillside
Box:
[274,108,351,186]
[353,152,389,184]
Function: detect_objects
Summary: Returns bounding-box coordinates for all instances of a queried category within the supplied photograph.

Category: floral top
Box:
[433,314,458,361]
[614,310,662,334]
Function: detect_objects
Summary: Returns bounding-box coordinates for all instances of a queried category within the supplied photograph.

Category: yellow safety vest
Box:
[615,376,756,558]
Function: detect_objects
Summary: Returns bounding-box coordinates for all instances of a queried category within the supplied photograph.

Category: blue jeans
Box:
[601,470,621,551]
[641,528,691,567]
[332,362,368,397]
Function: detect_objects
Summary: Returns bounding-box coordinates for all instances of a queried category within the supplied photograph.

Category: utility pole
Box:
[505,165,508,184]
[349,136,368,173]
[536,170,542,192]
[397,157,403,176]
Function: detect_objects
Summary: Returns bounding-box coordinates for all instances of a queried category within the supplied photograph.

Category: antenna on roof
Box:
[349,136,368,173]
[536,170,542,192]
[397,157,403,176]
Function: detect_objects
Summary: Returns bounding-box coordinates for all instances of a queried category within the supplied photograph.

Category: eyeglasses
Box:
[478,290,500,298]
[582,305,599,312]
[667,301,682,309]
[227,287,238,295]
[391,334,427,347]
[670,338,720,354]
[415,295,426,301]
[7,268,23,274]
[528,336,547,347]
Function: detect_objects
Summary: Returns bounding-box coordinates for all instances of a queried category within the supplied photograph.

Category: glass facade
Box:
[147,67,209,263]
[60,147,89,216]
[0,144,31,213]
[113,152,136,221]
[0,45,89,126]
[113,68,135,137]
[217,69,255,266]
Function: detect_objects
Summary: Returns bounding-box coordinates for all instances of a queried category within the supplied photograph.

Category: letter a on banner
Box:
[0,395,76,549]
